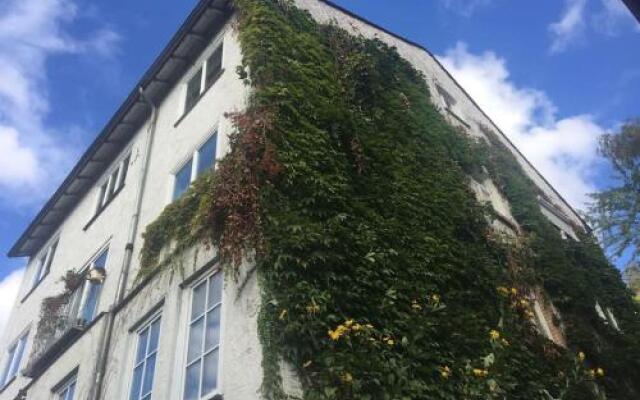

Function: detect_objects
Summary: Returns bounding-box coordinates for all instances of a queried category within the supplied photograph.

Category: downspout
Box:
[90,86,158,400]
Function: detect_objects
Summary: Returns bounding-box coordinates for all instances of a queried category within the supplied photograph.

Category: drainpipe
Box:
[90,86,159,400]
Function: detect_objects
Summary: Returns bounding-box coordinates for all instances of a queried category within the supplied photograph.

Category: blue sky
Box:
[0,0,638,330]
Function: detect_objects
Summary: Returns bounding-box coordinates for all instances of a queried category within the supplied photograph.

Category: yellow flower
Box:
[440,366,452,379]
[501,338,510,347]
[411,300,423,311]
[497,286,510,297]
[510,288,518,296]
[387,339,395,346]
[345,319,354,327]
[520,299,529,307]
[596,368,605,377]
[305,303,320,314]
[489,330,500,341]
[279,309,288,320]
[473,368,489,378]
[365,324,374,329]
[341,372,353,384]
[431,294,441,303]
[589,369,596,378]
[328,324,348,341]
[352,323,362,331]
[578,352,586,362]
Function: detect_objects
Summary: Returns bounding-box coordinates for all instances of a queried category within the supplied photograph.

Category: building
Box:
[0,1,596,399]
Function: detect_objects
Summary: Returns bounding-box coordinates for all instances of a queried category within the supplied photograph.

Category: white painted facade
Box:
[0,1,586,400]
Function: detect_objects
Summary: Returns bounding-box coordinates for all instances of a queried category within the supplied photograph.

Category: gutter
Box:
[89,87,159,400]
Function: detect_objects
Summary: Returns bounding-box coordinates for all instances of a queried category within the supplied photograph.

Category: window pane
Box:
[8,336,26,380]
[65,381,76,400]
[99,182,108,208]
[129,365,143,400]
[184,360,201,400]
[119,155,131,190]
[45,241,58,273]
[173,159,193,201]
[201,349,219,396]
[136,328,149,364]
[109,167,120,197]
[94,249,109,269]
[1,346,15,385]
[207,274,222,308]
[148,318,161,353]
[185,69,203,113]
[187,317,204,364]
[32,257,46,287]
[197,134,217,177]
[204,308,220,352]
[141,353,156,396]
[81,282,102,322]
[191,282,206,320]
[205,46,223,89]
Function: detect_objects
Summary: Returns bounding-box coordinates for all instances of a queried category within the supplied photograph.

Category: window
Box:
[205,46,223,90]
[55,373,77,400]
[183,43,224,115]
[1,332,28,387]
[173,159,193,201]
[130,315,162,400]
[185,68,203,113]
[184,272,222,400]
[31,239,58,289]
[173,133,218,201]
[436,84,456,109]
[95,154,131,215]
[79,247,109,324]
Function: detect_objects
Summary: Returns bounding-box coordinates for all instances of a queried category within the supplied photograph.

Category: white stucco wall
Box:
[0,18,252,400]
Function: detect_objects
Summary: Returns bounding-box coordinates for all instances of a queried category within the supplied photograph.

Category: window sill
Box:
[0,376,17,395]
[83,184,125,232]
[174,68,225,128]
[20,272,50,304]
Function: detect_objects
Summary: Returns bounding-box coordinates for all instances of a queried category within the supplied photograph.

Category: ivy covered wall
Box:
[139,1,640,398]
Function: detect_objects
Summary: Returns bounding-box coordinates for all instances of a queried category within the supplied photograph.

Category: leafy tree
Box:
[589,119,640,261]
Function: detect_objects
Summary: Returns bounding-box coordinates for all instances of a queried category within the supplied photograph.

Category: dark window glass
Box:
[197,134,217,176]
[119,155,131,190]
[205,45,223,89]
[185,69,203,113]
[173,159,193,200]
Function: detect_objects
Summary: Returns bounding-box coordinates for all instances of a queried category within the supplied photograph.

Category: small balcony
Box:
[24,270,104,378]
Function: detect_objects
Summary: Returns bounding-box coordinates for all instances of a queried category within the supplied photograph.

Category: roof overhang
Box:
[622,0,640,23]
[8,0,232,258]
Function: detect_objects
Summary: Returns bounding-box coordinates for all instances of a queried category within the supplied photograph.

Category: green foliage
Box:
[139,1,640,398]
[588,119,640,260]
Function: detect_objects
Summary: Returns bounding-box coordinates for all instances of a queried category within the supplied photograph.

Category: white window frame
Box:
[54,372,77,400]
[31,237,59,290]
[76,246,110,324]
[128,312,162,400]
[181,41,224,116]
[0,330,29,388]
[181,269,224,400]
[94,152,132,215]
[170,131,218,202]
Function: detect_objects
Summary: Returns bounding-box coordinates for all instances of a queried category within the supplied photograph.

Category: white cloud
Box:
[594,0,639,35]
[439,43,604,209]
[437,0,492,17]
[549,0,639,53]
[0,0,120,207]
[549,0,588,53]
[0,268,25,338]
